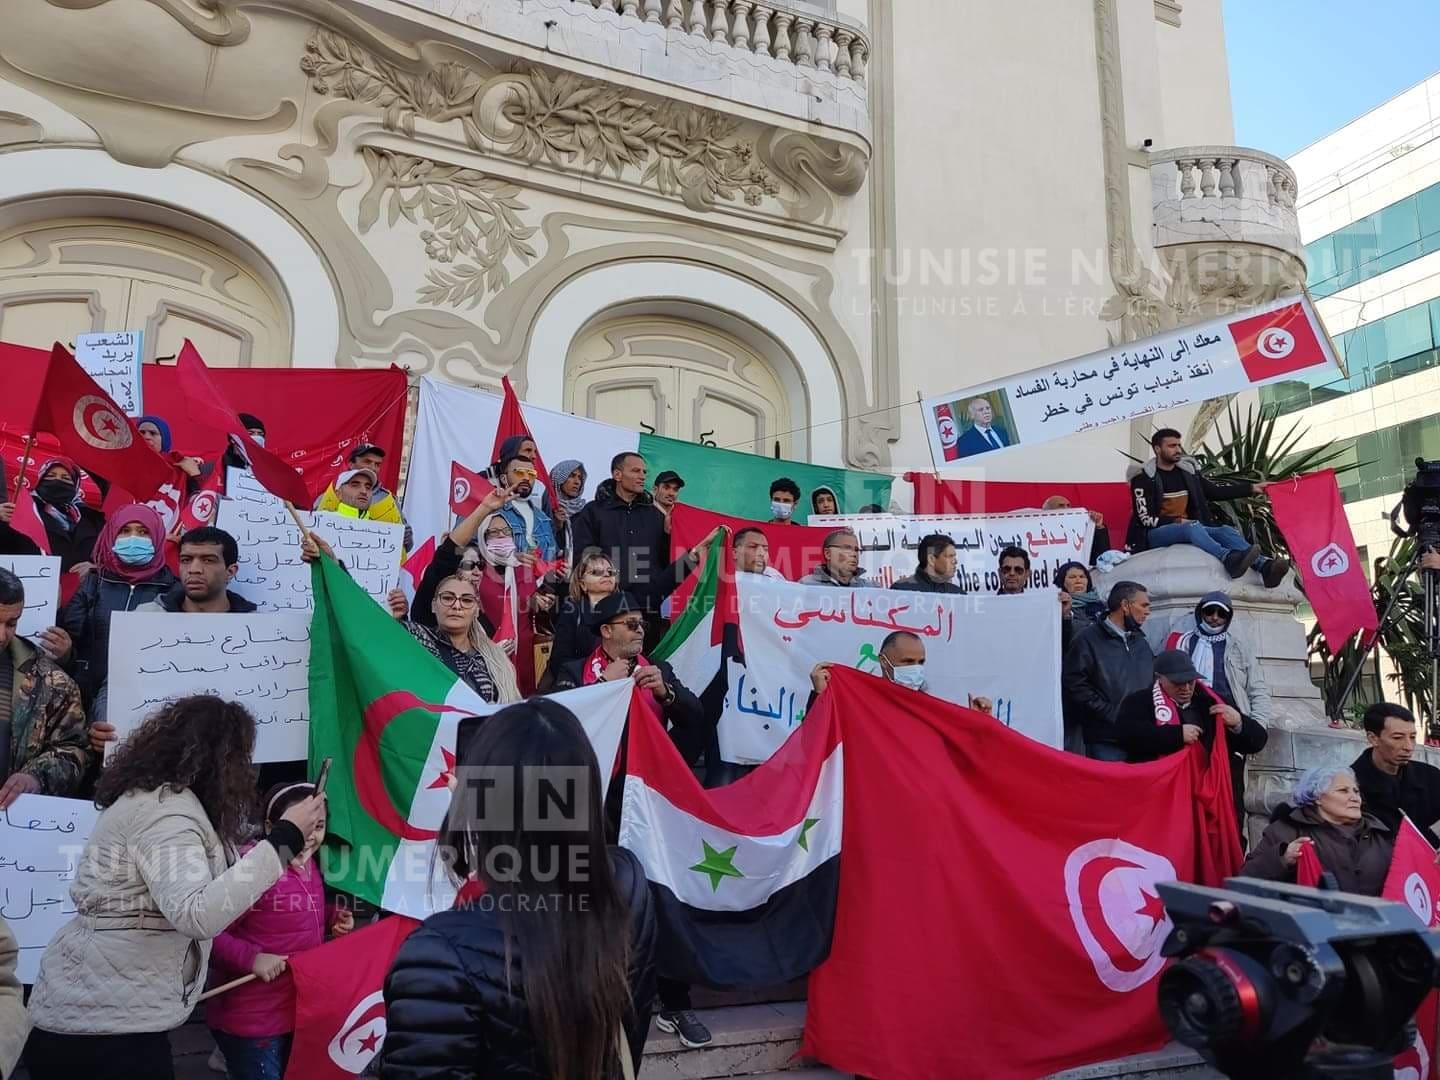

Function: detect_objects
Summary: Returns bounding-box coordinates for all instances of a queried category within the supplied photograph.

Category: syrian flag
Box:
[618,672,841,990]
[307,554,632,917]
[285,914,420,1079]
[1384,817,1440,1080]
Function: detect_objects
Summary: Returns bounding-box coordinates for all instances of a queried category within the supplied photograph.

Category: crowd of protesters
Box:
[0,407,1435,1080]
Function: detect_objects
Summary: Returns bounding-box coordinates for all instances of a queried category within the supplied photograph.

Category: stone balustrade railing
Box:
[577,0,869,84]
[1149,145,1303,260]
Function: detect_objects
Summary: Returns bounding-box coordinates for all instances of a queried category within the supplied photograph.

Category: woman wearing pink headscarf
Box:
[43,503,176,708]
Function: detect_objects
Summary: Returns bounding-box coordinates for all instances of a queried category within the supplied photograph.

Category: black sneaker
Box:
[1261,557,1291,588]
[1222,545,1261,578]
[656,1009,713,1048]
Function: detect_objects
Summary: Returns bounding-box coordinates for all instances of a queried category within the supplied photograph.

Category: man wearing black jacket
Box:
[1062,581,1155,760]
[1126,429,1291,589]
[1115,649,1268,762]
[892,533,962,593]
[1352,702,1440,847]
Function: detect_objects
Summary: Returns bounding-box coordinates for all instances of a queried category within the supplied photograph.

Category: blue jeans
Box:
[1148,522,1257,562]
[1085,741,1129,762]
[209,1030,292,1080]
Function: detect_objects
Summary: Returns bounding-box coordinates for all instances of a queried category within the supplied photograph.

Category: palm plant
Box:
[1186,402,1353,560]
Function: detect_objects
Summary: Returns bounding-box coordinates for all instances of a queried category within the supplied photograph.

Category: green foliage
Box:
[1187,402,1353,560]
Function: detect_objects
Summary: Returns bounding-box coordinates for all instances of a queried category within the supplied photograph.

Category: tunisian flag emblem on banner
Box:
[1228,299,1329,383]
[1268,469,1378,650]
[1384,817,1440,1080]
[285,914,420,1079]
[801,668,1240,1080]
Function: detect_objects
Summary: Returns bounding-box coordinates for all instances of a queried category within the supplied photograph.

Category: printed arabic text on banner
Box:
[725,575,1062,763]
[106,611,311,763]
[810,510,1094,591]
[921,295,1339,462]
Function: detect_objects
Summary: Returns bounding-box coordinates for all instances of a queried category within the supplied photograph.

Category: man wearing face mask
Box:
[1061,581,1155,761]
[769,478,802,525]
[495,456,558,562]
[809,631,993,712]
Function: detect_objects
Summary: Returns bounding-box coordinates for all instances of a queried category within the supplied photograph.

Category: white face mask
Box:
[890,664,926,691]
[249,433,265,446]
[771,500,793,520]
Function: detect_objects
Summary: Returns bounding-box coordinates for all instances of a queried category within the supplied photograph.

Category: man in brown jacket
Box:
[0,568,90,809]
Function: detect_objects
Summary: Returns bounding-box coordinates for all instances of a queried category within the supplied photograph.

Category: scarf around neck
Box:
[1184,623,1230,684]
[548,459,588,519]
[1151,679,1220,726]
[582,643,648,685]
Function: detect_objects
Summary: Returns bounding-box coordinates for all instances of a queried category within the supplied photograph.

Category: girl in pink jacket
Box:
[205,782,353,1079]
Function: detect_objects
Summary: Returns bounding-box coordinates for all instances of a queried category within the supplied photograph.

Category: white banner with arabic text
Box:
[725,575,1062,763]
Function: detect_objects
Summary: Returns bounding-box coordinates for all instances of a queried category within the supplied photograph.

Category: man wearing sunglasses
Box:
[493,455,558,562]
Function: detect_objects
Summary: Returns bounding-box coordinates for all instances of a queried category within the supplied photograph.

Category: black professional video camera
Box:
[1392,458,1440,554]
[1154,878,1440,1080]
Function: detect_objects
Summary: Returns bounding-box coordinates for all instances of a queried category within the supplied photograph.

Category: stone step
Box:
[1045,1042,1221,1080]
[639,1002,815,1079]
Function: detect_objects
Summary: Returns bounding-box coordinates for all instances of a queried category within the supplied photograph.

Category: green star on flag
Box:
[797,817,820,852]
[690,839,745,892]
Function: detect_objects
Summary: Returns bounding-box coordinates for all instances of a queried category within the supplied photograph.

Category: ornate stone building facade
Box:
[0,0,1304,480]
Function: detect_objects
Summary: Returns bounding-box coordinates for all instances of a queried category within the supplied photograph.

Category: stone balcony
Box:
[1148,146,1307,312]
[395,0,870,142]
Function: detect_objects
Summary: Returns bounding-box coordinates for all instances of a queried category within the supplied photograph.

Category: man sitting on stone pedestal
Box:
[1352,702,1440,848]
[1126,428,1291,589]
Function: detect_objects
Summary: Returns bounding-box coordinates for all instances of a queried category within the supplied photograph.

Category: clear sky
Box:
[1225,0,1440,158]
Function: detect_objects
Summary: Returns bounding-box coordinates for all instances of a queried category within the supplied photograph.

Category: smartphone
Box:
[313,757,333,798]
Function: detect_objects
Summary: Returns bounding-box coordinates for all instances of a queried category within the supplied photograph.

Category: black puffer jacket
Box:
[380,847,658,1080]
[59,567,177,704]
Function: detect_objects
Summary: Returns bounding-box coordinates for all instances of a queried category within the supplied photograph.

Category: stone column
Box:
[1091,545,1371,843]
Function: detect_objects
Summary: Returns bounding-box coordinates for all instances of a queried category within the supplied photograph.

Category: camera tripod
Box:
[1330,547,1440,733]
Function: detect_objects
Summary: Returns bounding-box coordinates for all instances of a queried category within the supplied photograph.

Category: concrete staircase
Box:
[638,1002,841,1079]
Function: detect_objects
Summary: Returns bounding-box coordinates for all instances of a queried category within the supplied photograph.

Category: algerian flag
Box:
[308,556,632,917]
[618,673,842,989]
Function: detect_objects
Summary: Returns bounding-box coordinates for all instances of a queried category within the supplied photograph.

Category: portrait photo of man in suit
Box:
[955,396,1013,458]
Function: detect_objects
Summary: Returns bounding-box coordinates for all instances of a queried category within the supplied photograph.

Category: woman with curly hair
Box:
[24,695,325,1080]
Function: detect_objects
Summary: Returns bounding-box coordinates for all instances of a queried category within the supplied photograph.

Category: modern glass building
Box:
[1266,71,1440,574]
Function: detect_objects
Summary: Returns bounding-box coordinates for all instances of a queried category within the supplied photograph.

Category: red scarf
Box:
[582,643,649,685]
[1151,679,1221,726]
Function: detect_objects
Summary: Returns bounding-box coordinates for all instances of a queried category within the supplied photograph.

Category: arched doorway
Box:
[565,314,794,457]
[0,216,291,365]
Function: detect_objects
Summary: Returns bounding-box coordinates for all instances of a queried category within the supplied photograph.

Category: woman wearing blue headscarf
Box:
[1241,765,1394,895]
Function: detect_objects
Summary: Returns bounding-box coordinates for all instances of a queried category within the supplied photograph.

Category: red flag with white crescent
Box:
[1384,817,1440,1080]
[284,914,421,1080]
[448,460,494,518]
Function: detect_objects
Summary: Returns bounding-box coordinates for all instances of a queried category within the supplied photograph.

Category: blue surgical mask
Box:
[113,536,155,565]
[891,664,926,691]
[771,500,793,520]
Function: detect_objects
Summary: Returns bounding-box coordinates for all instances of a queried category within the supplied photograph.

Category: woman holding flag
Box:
[473,511,553,696]
[380,697,657,1080]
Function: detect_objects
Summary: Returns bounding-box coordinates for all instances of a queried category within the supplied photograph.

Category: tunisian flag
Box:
[174,341,311,507]
[801,668,1240,1080]
[448,459,495,518]
[1268,470,1378,649]
[29,343,177,503]
[285,914,420,1079]
[1384,817,1440,1080]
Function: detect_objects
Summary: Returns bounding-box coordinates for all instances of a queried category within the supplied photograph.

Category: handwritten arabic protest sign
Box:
[107,611,311,762]
[217,473,401,613]
[810,509,1094,591]
[922,295,1339,463]
[726,576,1062,763]
[3,795,99,983]
[74,331,144,417]
[0,555,62,639]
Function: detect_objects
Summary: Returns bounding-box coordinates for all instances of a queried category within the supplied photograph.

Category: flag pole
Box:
[196,972,257,1002]
[12,431,35,502]
[283,500,315,543]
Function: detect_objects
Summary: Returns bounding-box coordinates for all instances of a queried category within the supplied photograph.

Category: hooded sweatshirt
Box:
[1167,590,1234,702]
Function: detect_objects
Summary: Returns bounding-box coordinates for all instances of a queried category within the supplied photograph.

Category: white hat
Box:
[337,467,378,488]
